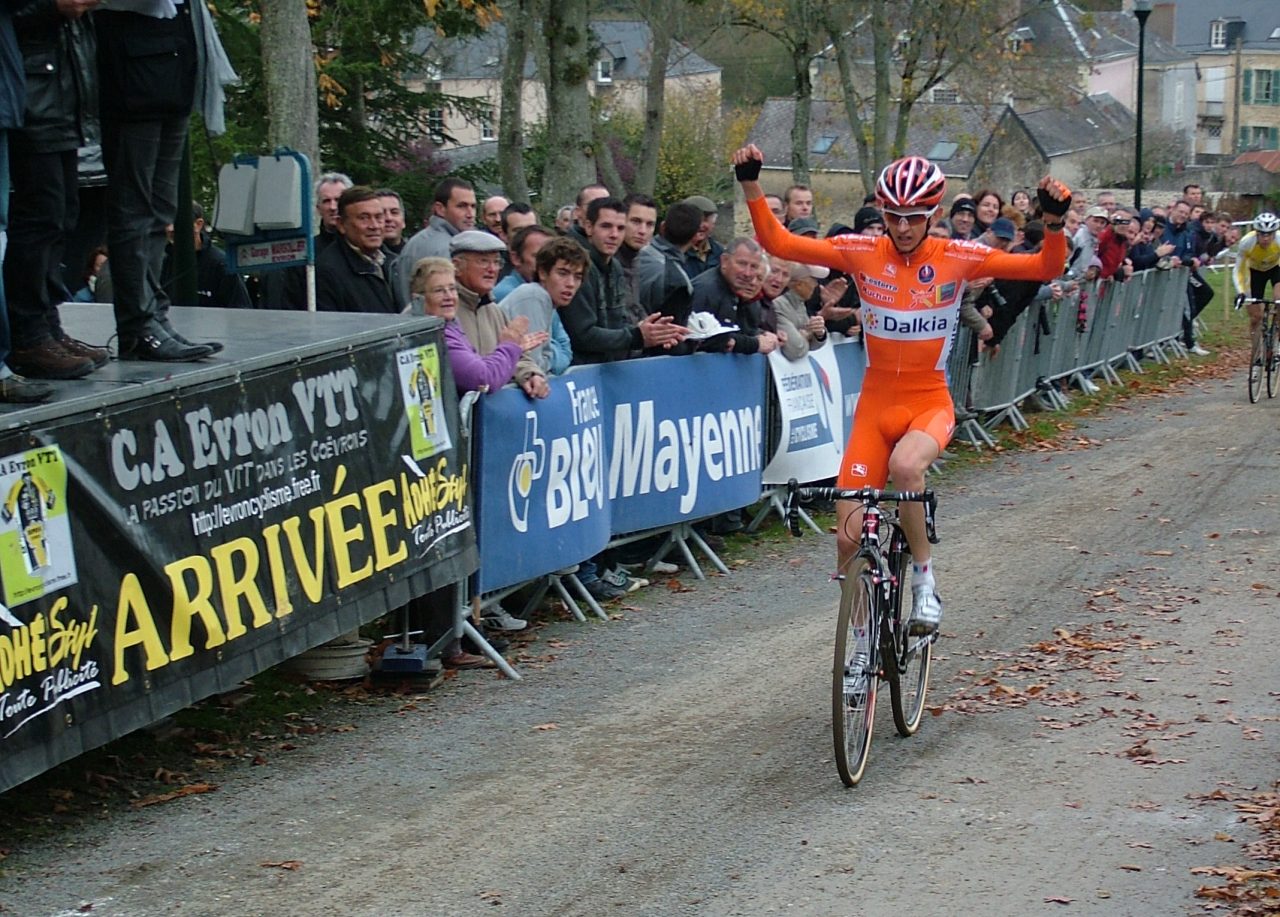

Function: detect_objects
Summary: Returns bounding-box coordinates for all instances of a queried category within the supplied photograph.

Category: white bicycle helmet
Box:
[1254,212,1280,233]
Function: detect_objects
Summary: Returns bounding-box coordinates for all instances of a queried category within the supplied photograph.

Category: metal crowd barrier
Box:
[964,266,1193,429]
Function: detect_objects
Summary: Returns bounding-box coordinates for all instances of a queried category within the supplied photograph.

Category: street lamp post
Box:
[1133,0,1152,208]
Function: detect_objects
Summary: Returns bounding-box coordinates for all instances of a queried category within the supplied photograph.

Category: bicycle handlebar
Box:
[785,478,939,543]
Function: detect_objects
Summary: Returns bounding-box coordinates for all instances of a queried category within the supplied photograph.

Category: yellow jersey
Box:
[1234,231,1280,293]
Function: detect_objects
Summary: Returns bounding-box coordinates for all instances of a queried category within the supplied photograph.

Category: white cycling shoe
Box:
[907,586,943,636]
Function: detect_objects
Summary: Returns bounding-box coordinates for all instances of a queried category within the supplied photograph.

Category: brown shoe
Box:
[9,338,94,380]
[0,373,53,404]
[57,336,110,368]
[442,650,491,669]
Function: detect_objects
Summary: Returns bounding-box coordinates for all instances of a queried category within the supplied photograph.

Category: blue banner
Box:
[475,368,612,593]
[603,354,765,534]
[474,354,766,593]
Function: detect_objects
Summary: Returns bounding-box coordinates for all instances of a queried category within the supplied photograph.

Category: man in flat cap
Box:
[451,229,549,398]
[316,186,397,313]
[681,194,724,279]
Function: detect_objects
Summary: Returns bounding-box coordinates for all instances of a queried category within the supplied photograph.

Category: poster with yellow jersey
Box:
[398,343,452,460]
[0,445,76,612]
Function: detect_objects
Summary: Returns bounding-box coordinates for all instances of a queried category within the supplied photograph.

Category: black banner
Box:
[0,326,475,792]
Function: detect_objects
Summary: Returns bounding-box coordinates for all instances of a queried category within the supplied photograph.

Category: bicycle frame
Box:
[784,478,939,785]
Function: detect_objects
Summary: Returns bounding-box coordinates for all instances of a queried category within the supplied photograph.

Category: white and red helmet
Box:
[875,156,947,210]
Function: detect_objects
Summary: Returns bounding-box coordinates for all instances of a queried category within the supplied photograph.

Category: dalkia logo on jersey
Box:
[862,304,951,339]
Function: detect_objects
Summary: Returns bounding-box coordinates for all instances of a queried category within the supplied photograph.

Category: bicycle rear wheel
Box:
[833,558,877,787]
[887,556,932,737]
[1266,317,1278,399]
[1249,324,1266,403]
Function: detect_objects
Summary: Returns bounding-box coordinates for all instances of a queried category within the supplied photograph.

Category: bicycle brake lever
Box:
[786,478,802,537]
[925,492,940,545]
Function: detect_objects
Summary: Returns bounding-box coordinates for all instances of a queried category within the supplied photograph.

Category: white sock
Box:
[913,560,935,592]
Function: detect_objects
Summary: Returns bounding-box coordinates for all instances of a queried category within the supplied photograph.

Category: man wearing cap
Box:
[853,206,886,237]
[788,217,820,238]
[315,186,397,314]
[1067,205,1110,281]
[451,228,549,398]
[1097,209,1136,280]
[958,218,1018,343]
[949,198,978,239]
[681,194,724,278]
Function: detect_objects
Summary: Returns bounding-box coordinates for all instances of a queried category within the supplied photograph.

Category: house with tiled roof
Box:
[741,93,1133,220]
[812,0,1194,145]
[1149,0,1280,158]
[406,20,721,151]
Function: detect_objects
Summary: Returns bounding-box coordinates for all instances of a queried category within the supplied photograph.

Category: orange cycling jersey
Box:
[748,197,1066,377]
[748,196,1066,485]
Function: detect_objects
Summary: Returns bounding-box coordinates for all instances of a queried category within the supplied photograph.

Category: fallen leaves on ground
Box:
[260,860,303,871]
[1191,784,1280,914]
[131,783,218,808]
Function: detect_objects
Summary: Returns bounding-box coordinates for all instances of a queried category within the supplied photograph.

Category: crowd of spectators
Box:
[0,2,1244,651]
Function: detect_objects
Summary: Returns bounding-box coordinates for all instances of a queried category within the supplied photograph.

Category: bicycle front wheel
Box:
[1249,325,1266,403]
[833,558,877,787]
[1266,318,1278,399]
[888,560,932,736]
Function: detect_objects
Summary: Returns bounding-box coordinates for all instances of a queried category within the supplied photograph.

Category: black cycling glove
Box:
[1037,181,1072,217]
[734,157,762,182]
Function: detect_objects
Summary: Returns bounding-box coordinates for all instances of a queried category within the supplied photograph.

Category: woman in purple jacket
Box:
[409,256,547,394]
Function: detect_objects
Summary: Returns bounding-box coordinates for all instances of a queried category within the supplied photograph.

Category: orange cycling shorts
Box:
[837,370,955,489]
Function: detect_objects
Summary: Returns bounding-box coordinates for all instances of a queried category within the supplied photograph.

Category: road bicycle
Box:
[1236,293,1279,403]
[786,479,939,787]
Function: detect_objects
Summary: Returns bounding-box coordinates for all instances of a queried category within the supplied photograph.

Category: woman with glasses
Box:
[731,144,1071,637]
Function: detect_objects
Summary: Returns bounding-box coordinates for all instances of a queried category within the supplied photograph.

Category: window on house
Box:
[596,59,613,84]
[1240,125,1280,150]
[1210,21,1226,49]
[1007,36,1022,54]
[931,86,959,103]
[926,141,958,161]
[895,31,910,57]
[480,112,496,142]
[425,60,443,82]
[1206,123,1222,139]
[1256,69,1275,103]
[427,109,445,141]
[811,135,837,154]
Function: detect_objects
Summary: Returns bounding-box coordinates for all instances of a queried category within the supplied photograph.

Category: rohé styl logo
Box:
[508,412,546,533]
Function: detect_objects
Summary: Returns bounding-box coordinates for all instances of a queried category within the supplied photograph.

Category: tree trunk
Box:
[540,0,596,210]
[633,0,675,198]
[498,0,532,203]
[870,0,892,190]
[789,41,813,185]
[261,0,320,172]
[823,5,871,198]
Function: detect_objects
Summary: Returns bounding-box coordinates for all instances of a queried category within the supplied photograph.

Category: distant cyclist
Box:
[1233,212,1280,379]
[731,144,1071,635]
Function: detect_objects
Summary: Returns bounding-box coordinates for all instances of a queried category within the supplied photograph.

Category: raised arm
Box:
[974,176,1072,283]
[731,144,850,268]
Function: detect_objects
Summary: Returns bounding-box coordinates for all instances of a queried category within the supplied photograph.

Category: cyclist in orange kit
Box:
[732,144,1072,635]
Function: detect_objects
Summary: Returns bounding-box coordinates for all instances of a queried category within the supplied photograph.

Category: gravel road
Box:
[3,365,1277,917]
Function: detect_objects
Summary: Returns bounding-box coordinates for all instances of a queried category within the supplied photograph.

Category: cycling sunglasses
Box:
[882,206,937,225]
